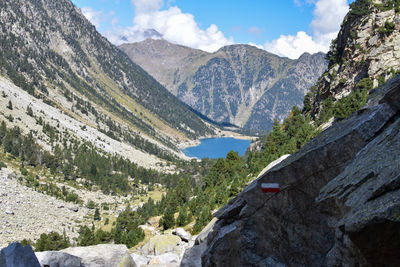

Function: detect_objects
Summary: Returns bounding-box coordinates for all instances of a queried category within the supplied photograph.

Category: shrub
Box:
[0,161,7,169]
[356,78,373,91]
[378,21,395,36]
[34,231,70,252]
[87,200,96,209]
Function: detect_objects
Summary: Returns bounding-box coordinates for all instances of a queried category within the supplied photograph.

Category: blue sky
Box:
[71,0,353,59]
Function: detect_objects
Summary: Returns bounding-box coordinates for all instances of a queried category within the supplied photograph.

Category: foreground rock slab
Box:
[35,251,83,267]
[0,242,40,267]
[61,244,136,267]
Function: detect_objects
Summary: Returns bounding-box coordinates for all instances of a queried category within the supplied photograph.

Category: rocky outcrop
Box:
[310,1,400,117]
[0,242,41,267]
[120,40,327,133]
[196,75,400,266]
[61,244,136,267]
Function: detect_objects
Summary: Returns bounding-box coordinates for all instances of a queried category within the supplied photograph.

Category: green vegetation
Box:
[334,89,369,120]
[315,78,372,125]
[94,208,101,221]
[378,21,395,37]
[7,100,12,110]
[0,161,6,169]
[34,231,70,252]
[374,0,400,12]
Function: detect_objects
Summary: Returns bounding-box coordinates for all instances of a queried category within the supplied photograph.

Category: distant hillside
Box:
[120,40,327,133]
[0,0,215,160]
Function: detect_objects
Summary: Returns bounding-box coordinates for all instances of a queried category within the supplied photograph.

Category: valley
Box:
[1,0,400,267]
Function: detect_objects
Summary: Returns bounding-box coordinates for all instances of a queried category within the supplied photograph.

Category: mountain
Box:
[0,0,220,248]
[0,0,215,166]
[119,39,328,133]
[306,0,400,120]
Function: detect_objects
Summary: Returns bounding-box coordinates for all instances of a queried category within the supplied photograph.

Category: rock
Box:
[180,242,207,267]
[0,242,41,267]
[35,251,83,267]
[172,228,191,242]
[61,244,136,267]
[130,253,149,267]
[67,205,79,212]
[148,252,179,266]
[200,77,400,266]
[256,154,291,179]
[141,234,181,256]
[4,208,14,215]
[194,217,218,245]
[7,172,16,179]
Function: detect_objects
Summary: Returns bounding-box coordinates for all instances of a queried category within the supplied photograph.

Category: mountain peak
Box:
[119,39,327,133]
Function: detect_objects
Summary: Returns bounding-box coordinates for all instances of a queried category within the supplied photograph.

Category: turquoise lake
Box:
[182,137,252,159]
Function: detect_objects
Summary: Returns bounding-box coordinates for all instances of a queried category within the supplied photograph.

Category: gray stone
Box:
[35,251,83,267]
[0,242,41,267]
[61,244,136,267]
[67,205,79,212]
[130,253,149,267]
[194,218,217,245]
[172,228,191,242]
[148,252,179,266]
[180,242,206,267]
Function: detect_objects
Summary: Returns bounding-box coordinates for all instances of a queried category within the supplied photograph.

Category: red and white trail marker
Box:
[261,183,280,193]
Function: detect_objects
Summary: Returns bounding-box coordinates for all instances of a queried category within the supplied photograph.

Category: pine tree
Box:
[161,205,175,230]
[7,100,12,110]
[94,207,101,221]
[176,205,188,227]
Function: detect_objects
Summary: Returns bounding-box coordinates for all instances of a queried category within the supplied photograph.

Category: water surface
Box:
[182,137,251,159]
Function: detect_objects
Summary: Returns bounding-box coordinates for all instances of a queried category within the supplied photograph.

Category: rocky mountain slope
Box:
[0,0,216,166]
[120,40,327,133]
[307,0,400,118]
[185,65,400,267]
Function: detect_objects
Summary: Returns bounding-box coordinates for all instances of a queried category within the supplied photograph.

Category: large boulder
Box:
[0,242,41,267]
[199,76,400,266]
[35,251,83,267]
[61,244,136,267]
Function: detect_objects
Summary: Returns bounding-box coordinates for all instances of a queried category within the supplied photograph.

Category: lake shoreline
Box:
[180,137,252,159]
[178,130,257,150]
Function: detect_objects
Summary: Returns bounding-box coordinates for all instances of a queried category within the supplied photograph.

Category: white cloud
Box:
[248,42,264,50]
[107,2,233,52]
[131,0,163,14]
[81,7,104,28]
[264,31,327,59]
[264,0,349,59]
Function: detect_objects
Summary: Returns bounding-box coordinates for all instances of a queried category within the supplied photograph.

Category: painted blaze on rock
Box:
[261,183,280,193]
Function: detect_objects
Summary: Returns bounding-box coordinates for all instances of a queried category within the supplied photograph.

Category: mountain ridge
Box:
[119,39,328,133]
[0,0,215,156]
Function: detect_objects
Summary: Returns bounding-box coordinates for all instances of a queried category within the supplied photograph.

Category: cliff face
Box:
[120,40,327,133]
[310,0,400,117]
[189,74,400,267]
